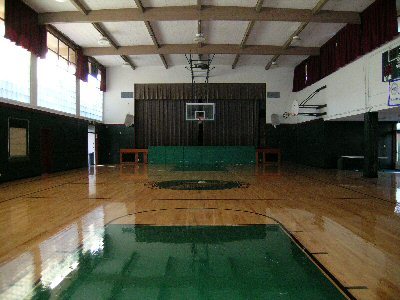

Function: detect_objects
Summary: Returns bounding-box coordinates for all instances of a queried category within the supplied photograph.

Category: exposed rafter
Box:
[92,22,119,49]
[133,0,145,13]
[265,0,331,70]
[83,44,319,56]
[70,0,89,15]
[197,20,203,60]
[232,0,263,69]
[120,55,136,70]
[134,0,168,69]
[39,6,360,24]
[67,0,136,70]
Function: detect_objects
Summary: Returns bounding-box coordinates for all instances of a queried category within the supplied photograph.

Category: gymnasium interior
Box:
[0,0,400,299]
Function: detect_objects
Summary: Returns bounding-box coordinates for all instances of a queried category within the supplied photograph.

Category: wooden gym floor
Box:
[0,164,399,299]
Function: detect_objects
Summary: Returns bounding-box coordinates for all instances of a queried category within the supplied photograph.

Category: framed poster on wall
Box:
[8,118,29,159]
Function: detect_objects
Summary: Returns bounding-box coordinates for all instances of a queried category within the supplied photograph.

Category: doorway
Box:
[88,125,97,166]
[40,128,53,174]
[396,130,400,169]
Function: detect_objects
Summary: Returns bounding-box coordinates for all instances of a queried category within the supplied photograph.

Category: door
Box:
[40,128,53,174]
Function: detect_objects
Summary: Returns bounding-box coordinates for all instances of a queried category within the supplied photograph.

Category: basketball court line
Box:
[154,198,285,201]
[298,173,396,205]
[106,207,355,300]
[0,169,110,203]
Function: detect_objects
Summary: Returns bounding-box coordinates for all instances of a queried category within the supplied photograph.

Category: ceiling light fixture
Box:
[291,35,301,46]
[193,33,206,43]
[98,36,110,46]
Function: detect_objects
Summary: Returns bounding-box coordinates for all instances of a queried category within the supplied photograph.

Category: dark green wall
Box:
[0,103,88,183]
[97,124,134,165]
[264,119,395,169]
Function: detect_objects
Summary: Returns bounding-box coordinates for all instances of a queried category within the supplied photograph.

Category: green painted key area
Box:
[148,146,256,165]
[31,225,346,300]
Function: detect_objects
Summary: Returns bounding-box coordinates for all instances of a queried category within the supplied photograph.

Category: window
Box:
[0,21,31,103]
[80,71,103,121]
[37,33,76,114]
[398,17,400,33]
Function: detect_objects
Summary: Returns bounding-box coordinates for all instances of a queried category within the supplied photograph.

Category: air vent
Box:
[121,92,134,99]
[267,92,280,99]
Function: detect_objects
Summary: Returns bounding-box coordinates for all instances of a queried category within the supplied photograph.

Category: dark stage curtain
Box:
[4,0,47,58]
[134,83,265,101]
[292,0,397,92]
[134,83,265,148]
[76,49,89,82]
[361,0,397,54]
[203,99,260,146]
[134,99,199,148]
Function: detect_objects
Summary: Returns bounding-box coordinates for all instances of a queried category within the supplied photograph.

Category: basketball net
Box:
[283,112,298,119]
[197,116,205,124]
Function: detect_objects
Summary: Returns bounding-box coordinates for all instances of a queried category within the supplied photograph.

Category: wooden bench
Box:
[256,148,281,165]
[120,149,148,164]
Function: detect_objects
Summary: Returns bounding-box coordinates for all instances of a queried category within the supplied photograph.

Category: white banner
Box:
[388,79,400,106]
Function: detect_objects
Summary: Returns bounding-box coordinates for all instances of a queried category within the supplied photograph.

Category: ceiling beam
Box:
[92,22,119,49]
[83,44,319,56]
[144,20,168,69]
[197,20,203,60]
[70,0,89,15]
[135,0,168,69]
[133,0,145,13]
[68,0,136,70]
[232,0,263,69]
[265,0,331,70]
[39,6,360,24]
[120,55,136,70]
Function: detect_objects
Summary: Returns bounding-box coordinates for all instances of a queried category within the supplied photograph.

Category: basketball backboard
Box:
[186,103,215,121]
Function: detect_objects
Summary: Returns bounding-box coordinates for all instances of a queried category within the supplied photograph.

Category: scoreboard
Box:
[383,45,400,82]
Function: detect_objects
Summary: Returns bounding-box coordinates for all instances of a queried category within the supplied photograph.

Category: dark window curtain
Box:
[335,24,362,69]
[361,0,397,54]
[4,0,47,58]
[292,0,396,92]
[100,66,107,92]
[292,61,306,92]
[305,55,321,87]
[320,35,337,78]
[76,49,89,82]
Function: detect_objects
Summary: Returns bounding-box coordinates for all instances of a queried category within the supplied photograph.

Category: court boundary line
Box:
[106,207,356,300]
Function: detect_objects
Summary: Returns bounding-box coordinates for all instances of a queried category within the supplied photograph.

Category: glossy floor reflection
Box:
[0,164,399,299]
[30,225,346,300]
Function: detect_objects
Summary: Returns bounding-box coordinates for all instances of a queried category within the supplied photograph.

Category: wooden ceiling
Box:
[18,0,376,70]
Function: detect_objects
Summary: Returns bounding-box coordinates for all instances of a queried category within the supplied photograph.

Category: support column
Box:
[76,78,80,117]
[363,112,378,178]
[30,54,37,107]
